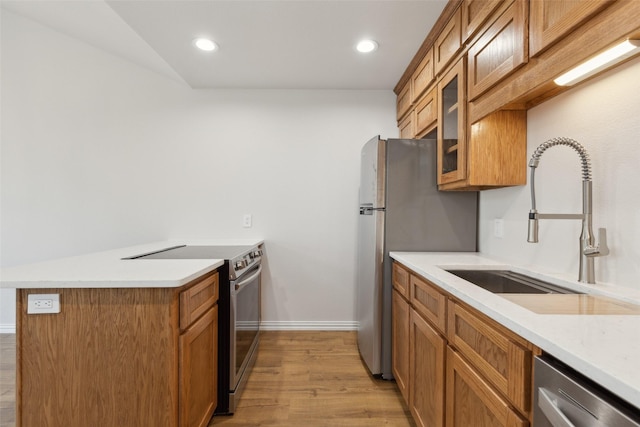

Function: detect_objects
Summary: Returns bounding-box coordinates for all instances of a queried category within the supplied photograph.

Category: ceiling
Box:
[1,0,447,90]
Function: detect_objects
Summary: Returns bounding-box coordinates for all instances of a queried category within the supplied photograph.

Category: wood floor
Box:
[0,331,414,427]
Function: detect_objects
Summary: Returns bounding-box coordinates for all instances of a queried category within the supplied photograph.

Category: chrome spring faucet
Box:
[527,137,608,284]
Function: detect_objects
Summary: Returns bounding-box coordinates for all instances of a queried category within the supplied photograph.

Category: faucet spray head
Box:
[527,211,539,243]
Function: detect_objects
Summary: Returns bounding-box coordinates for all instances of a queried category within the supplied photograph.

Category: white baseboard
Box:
[0,324,16,334]
[260,321,358,331]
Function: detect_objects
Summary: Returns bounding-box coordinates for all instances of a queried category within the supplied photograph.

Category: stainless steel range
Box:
[128,244,263,414]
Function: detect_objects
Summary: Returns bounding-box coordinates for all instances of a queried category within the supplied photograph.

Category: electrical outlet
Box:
[494,219,504,238]
[243,214,252,228]
[27,294,60,314]
[33,299,53,309]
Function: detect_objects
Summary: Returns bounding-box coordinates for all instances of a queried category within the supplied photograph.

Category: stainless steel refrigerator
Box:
[356,136,477,378]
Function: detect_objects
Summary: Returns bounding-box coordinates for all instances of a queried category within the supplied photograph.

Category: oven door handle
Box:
[234,264,263,291]
[538,388,577,427]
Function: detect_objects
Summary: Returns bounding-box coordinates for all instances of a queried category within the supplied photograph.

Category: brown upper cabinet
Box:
[462,110,527,190]
[437,58,467,186]
[411,48,435,103]
[434,7,463,75]
[414,87,438,138]
[461,0,504,42]
[467,0,528,101]
[436,57,527,191]
[398,111,414,139]
[396,0,640,189]
[529,0,615,57]
[396,82,412,122]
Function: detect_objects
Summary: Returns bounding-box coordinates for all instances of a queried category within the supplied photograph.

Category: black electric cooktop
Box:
[125,245,255,260]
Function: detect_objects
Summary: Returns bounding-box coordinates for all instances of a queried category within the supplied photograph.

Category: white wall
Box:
[0,11,398,329]
[479,55,640,288]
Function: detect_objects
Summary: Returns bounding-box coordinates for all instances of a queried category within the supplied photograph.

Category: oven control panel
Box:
[230,247,262,279]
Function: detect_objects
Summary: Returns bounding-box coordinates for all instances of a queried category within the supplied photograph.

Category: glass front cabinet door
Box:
[437,58,466,186]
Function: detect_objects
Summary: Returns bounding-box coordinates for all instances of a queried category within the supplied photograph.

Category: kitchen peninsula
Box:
[1,240,262,427]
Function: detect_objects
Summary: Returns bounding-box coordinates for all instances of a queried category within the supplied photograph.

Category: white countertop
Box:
[0,239,263,289]
[389,251,640,410]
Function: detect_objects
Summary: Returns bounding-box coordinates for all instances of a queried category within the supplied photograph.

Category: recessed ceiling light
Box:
[193,38,218,52]
[356,40,378,53]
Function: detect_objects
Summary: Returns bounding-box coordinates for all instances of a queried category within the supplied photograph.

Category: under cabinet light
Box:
[554,39,640,86]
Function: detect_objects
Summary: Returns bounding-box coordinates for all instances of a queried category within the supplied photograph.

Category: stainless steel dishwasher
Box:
[534,356,640,427]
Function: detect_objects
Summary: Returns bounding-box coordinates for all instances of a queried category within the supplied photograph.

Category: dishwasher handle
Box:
[538,388,576,427]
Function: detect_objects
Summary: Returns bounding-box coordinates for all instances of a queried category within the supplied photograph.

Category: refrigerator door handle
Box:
[360,207,384,215]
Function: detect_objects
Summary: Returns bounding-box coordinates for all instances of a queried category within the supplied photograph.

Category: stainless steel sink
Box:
[446,270,581,294]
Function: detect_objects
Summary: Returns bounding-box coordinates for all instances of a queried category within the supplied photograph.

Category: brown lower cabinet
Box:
[392,289,410,402]
[392,262,537,427]
[180,304,218,427]
[16,271,219,427]
[447,347,527,427]
[410,307,445,427]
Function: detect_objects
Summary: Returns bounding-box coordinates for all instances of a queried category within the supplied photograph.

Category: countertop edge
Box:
[1,261,224,289]
[0,238,264,288]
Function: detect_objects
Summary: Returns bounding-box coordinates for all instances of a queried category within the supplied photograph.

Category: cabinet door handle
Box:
[538,388,576,427]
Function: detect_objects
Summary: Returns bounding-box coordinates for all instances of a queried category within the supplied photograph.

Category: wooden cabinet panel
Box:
[461,0,504,42]
[468,110,526,187]
[435,7,462,75]
[447,301,532,413]
[439,109,526,191]
[414,87,438,137]
[392,289,411,403]
[529,0,614,57]
[398,112,414,139]
[437,58,466,186]
[410,274,447,335]
[17,288,181,427]
[467,0,528,101]
[396,82,412,121]
[392,262,410,299]
[410,309,446,427]
[180,272,218,330]
[180,305,218,427]
[411,48,435,102]
[446,348,528,427]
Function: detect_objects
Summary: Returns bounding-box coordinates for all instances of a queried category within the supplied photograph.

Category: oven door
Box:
[229,263,261,394]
